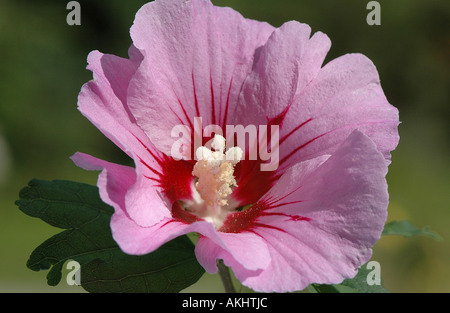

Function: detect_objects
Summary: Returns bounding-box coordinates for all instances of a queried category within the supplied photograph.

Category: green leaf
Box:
[309,284,341,293]
[382,220,442,241]
[80,235,205,293]
[16,179,205,293]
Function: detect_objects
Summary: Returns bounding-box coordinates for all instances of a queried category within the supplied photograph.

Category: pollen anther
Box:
[190,134,243,228]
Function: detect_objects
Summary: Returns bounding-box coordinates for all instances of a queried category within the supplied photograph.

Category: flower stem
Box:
[217,259,236,293]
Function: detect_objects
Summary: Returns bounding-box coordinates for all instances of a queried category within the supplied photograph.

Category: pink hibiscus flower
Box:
[71,0,399,292]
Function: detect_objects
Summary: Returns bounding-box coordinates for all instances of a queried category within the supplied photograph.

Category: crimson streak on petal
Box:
[219,202,310,234]
[133,133,195,203]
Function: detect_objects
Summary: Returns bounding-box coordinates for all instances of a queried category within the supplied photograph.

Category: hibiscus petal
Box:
[224,131,390,292]
[71,155,199,254]
[111,208,205,255]
[276,53,400,169]
[230,23,398,208]
[195,232,270,274]
[70,152,136,214]
[111,204,270,273]
[123,159,172,227]
[127,0,275,156]
[73,152,270,272]
[77,50,187,226]
[236,21,331,125]
[72,152,173,222]
[79,50,154,161]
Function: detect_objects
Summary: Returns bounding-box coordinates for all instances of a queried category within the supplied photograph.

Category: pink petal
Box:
[77,52,170,224]
[123,158,172,227]
[236,25,399,170]
[70,152,136,214]
[230,23,398,207]
[236,21,331,125]
[195,232,270,274]
[111,206,204,255]
[233,51,399,203]
[287,55,399,169]
[78,48,201,227]
[71,152,174,227]
[127,0,275,156]
[220,131,389,292]
[71,152,271,272]
[71,152,185,252]
[276,54,399,169]
[111,201,270,272]
[72,151,198,228]
[79,50,154,161]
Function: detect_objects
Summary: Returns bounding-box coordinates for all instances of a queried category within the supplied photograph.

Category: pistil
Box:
[189,134,243,228]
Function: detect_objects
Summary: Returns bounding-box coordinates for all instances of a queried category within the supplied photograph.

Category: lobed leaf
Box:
[16,179,205,293]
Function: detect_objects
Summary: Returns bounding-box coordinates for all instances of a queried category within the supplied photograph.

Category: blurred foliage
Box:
[0,0,449,292]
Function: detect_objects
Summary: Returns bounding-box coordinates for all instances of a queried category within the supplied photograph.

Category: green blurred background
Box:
[0,0,449,292]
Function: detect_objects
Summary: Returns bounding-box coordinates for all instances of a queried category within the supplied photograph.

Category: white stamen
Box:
[189,134,243,229]
[196,146,213,161]
[225,146,243,164]
[211,134,226,152]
